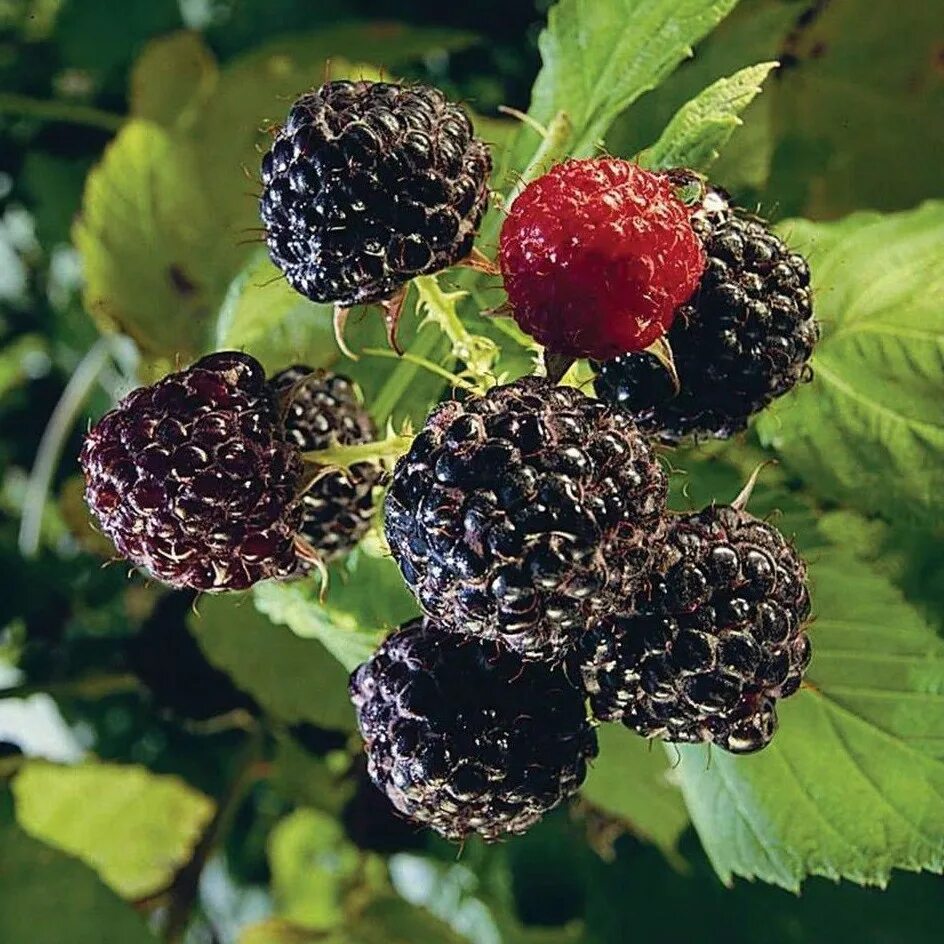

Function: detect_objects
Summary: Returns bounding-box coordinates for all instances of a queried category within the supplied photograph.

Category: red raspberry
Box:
[499,158,705,360]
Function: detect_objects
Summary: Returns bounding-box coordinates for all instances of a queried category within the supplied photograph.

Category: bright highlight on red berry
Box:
[499,158,706,360]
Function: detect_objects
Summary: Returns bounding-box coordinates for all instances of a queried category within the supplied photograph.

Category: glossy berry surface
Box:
[270,366,381,562]
[81,352,303,592]
[594,172,820,442]
[260,80,491,307]
[349,618,597,841]
[577,504,812,754]
[384,377,667,662]
[499,158,705,359]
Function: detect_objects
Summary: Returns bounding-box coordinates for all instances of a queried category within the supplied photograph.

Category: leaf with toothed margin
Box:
[673,547,944,890]
[642,61,778,172]
[756,202,944,527]
[508,0,741,167]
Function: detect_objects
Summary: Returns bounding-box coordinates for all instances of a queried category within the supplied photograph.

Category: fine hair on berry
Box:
[499,157,705,360]
[594,170,820,442]
[80,352,303,592]
[349,618,598,841]
[260,80,492,307]
[577,503,812,754]
[383,377,668,663]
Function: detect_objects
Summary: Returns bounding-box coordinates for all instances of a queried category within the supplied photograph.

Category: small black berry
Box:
[350,619,597,841]
[577,504,812,754]
[260,80,491,307]
[270,366,382,562]
[383,377,668,662]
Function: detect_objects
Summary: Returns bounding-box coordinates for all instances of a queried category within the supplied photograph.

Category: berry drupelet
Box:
[594,172,819,442]
[383,377,668,663]
[270,366,382,562]
[349,618,598,841]
[577,504,812,754]
[260,80,492,309]
[81,352,303,592]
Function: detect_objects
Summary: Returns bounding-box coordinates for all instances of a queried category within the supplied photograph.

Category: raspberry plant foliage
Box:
[17,1,944,938]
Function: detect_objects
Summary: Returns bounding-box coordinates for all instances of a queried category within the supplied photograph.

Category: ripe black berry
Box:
[593,172,819,442]
[577,504,812,754]
[383,378,668,662]
[270,367,382,562]
[349,619,597,841]
[260,80,491,307]
[81,352,303,592]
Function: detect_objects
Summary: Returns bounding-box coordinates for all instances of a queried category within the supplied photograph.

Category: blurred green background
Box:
[1,1,943,942]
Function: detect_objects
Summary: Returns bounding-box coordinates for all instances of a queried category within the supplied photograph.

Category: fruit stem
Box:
[414,275,498,387]
[362,347,480,393]
[369,323,445,426]
[302,432,414,470]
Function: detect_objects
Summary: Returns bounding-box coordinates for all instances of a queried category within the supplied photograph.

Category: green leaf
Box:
[581,725,689,861]
[643,61,777,171]
[0,791,157,944]
[674,549,944,890]
[513,0,741,164]
[349,897,471,944]
[214,252,338,374]
[253,551,420,673]
[130,31,218,132]
[12,761,214,899]
[190,594,356,732]
[755,202,944,526]
[73,120,241,361]
[604,0,798,193]
[268,808,363,930]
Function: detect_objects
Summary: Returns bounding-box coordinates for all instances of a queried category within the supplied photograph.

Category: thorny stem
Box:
[361,348,480,393]
[370,322,444,427]
[303,434,415,470]
[413,275,498,389]
[0,92,123,132]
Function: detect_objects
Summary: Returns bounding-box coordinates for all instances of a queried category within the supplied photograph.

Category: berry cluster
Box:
[593,172,820,441]
[81,355,380,590]
[81,80,821,846]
